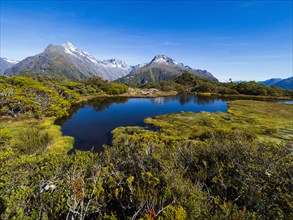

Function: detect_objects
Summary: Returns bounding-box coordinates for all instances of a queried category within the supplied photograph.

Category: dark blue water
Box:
[56,95,230,151]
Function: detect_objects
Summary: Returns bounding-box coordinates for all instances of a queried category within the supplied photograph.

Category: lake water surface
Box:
[56,95,231,151]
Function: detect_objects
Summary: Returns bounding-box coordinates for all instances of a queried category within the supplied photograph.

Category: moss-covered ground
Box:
[113,100,293,144]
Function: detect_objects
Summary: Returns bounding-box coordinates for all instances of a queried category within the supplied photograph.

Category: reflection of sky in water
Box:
[279,100,293,104]
[58,95,229,152]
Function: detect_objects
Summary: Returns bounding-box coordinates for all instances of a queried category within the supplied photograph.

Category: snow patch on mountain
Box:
[150,55,183,66]
[62,42,98,64]
[4,42,133,80]
[132,63,147,69]
[103,59,130,69]
[0,57,18,75]
[118,54,218,83]
[3,58,18,64]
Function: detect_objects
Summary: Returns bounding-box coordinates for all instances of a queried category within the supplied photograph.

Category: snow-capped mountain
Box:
[117,54,218,84]
[0,57,18,74]
[101,58,133,80]
[4,42,132,80]
[62,42,99,64]
[150,55,181,65]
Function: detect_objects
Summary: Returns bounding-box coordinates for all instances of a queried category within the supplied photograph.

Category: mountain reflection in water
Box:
[56,95,229,152]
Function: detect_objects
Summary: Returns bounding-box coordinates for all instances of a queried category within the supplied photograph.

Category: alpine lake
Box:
[55,95,287,152]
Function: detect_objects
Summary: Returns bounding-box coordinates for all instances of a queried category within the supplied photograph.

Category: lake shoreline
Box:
[57,93,293,152]
[1,90,292,154]
[59,94,229,151]
[77,88,293,104]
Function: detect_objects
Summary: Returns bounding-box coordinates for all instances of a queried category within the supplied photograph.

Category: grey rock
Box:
[117,54,218,84]
[4,42,132,81]
[0,57,18,75]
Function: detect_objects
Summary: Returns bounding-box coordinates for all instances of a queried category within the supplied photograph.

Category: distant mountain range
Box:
[2,42,218,82]
[118,55,218,83]
[258,78,282,86]
[3,42,132,80]
[259,77,293,90]
[0,57,18,74]
[5,42,290,88]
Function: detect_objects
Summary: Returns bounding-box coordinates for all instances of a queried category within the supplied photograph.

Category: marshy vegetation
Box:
[0,73,292,219]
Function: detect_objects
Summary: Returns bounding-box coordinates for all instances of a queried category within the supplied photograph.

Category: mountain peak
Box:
[103,58,131,69]
[62,42,77,52]
[3,42,132,80]
[107,58,120,63]
[59,42,100,64]
[154,54,169,59]
[152,54,170,61]
[150,54,179,65]
[63,41,75,47]
[118,54,218,84]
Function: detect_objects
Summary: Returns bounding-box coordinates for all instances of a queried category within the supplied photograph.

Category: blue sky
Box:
[1,0,292,81]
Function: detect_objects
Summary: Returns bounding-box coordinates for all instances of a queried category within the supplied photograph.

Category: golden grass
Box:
[144,100,293,142]
[0,118,73,154]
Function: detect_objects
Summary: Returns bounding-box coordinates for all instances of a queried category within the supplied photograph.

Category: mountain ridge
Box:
[117,54,218,84]
[259,77,292,90]
[0,57,18,74]
[259,78,282,86]
[4,42,132,81]
[274,77,293,90]
[3,45,218,83]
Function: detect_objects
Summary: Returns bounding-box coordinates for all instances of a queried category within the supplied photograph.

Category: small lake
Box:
[56,95,231,151]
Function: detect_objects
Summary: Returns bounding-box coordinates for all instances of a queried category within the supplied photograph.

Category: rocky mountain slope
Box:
[117,55,218,84]
[0,57,18,74]
[4,42,132,80]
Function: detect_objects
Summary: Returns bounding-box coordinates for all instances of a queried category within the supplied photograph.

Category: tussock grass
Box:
[0,118,73,155]
[142,100,293,142]
[14,128,53,154]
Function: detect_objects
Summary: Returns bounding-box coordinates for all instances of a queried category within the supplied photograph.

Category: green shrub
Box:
[14,128,53,154]
[103,82,129,95]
